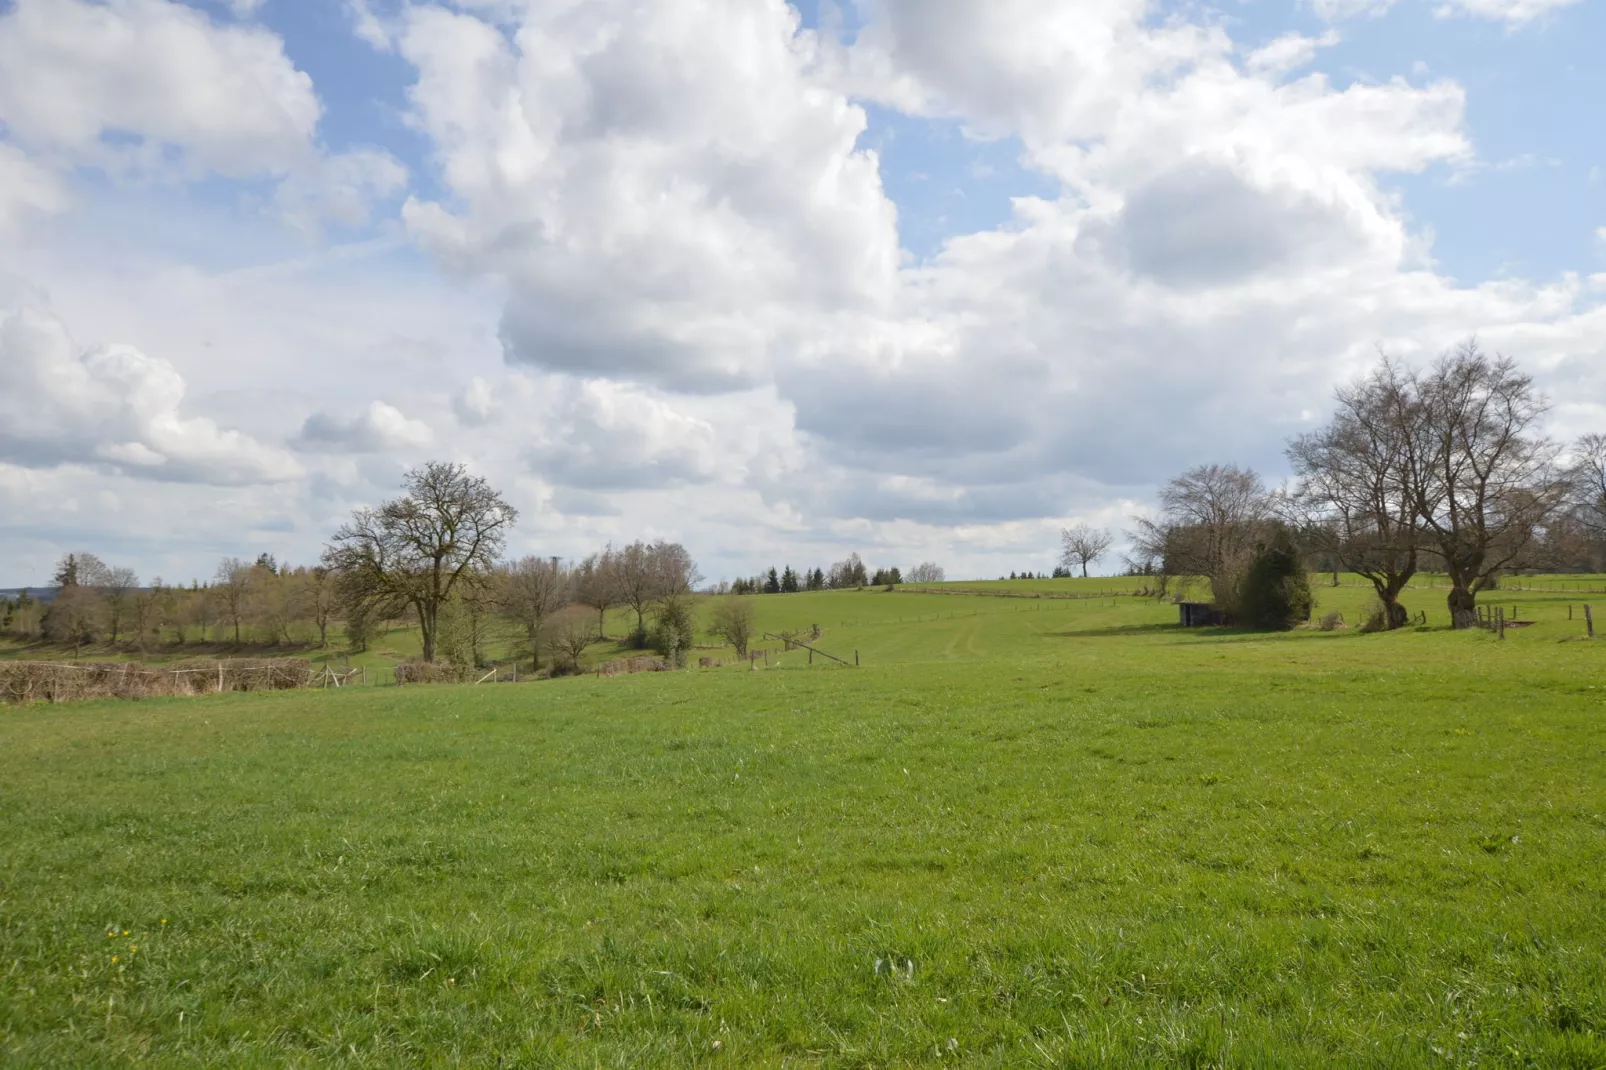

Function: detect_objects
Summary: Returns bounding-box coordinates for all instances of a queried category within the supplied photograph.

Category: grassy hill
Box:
[2,579,1604,1064]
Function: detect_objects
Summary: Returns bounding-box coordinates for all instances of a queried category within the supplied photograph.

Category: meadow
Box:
[2,577,1604,1066]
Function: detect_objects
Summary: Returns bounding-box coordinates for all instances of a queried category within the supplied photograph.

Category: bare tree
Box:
[906,562,946,584]
[500,555,571,672]
[306,566,337,648]
[1288,358,1426,630]
[214,558,252,645]
[1407,344,1567,629]
[1059,525,1114,579]
[322,462,518,662]
[1130,464,1275,607]
[251,560,296,644]
[612,540,701,645]
[612,541,658,644]
[708,596,756,657]
[43,586,101,653]
[653,540,702,597]
[131,579,165,652]
[575,549,619,638]
[190,585,216,643]
[1572,432,1606,540]
[52,552,110,590]
[545,606,599,674]
[101,567,140,645]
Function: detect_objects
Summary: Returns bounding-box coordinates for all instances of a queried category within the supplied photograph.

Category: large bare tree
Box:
[323,462,518,662]
[1059,524,1114,579]
[1407,344,1566,629]
[612,539,701,645]
[1130,464,1275,606]
[1288,359,1426,629]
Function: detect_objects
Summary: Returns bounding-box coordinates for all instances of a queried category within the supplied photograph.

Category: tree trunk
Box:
[420,603,437,662]
[1370,569,1416,631]
[1447,585,1478,630]
[1081,562,1088,578]
[1384,599,1409,630]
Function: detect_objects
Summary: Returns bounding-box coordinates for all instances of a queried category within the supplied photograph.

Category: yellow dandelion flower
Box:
[130,945,138,953]
[111,956,119,963]
[160,919,168,925]
[122,930,129,936]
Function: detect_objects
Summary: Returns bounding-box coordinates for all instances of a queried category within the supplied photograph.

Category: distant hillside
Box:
[0,588,57,604]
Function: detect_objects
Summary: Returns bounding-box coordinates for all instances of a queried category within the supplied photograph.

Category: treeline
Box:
[1130,342,1606,630]
[719,557,944,595]
[0,553,339,652]
[0,462,951,674]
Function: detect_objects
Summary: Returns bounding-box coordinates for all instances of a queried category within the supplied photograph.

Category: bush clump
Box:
[394,661,469,685]
[651,595,698,669]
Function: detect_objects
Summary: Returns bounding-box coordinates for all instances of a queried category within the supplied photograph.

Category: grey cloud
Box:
[1087,162,1364,289]
[295,401,433,453]
[499,295,763,394]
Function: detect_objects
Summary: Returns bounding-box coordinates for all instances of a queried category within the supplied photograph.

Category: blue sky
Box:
[197,0,1606,272]
[0,0,1602,584]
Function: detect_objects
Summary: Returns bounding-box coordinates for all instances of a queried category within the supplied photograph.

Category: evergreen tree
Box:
[1238,527,1315,630]
[53,554,79,588]
[781,566,800,593]
[764,568,781,595]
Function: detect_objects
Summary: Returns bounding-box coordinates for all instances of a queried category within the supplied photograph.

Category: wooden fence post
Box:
[1496,607,1505,639]
[1587,604,1595,639]
[855,649,860,666]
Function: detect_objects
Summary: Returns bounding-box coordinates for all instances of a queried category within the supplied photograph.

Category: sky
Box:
[0,0,1603,587]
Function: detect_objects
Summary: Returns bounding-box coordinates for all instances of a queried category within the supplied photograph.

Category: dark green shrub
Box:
[650,595,698,668]
[1238,528,1313,631]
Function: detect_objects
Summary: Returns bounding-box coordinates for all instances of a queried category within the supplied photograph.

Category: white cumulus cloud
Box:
[0,0,320,177]
[398,0,900,392]
[0,307,303,485]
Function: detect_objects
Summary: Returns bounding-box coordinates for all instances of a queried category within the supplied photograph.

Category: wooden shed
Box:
[1178,602,1225,627]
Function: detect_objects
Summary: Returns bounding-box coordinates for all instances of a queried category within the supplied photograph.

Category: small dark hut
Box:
[1178,602,1225,627]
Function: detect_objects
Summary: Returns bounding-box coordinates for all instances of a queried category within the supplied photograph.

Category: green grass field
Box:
[3,578,1606,1065]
